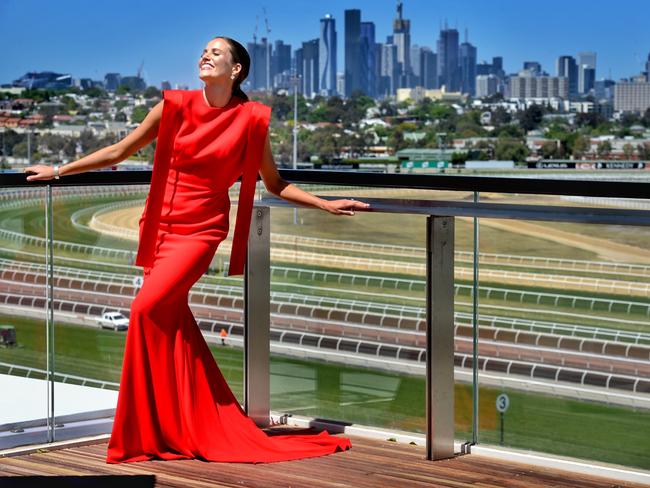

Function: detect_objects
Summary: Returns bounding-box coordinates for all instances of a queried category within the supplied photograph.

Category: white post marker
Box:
[133,276,143,290]
[496,393,509,446]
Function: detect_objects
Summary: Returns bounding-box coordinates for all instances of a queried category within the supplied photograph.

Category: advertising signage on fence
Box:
[401,161,451,169]
[529,161,575,169]
[529,160,648,170]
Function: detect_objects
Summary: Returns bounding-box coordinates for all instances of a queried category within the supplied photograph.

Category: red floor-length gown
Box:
[105,89,352,464]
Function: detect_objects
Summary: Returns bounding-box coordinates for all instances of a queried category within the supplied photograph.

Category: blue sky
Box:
[1,0,649,88]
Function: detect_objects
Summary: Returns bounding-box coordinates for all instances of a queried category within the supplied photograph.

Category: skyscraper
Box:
[523,61,542,75]
[578,52,597,94]
[646,53,650,82]
[272,40,292,79]
[344,9,362,97]
[459,31,477,96]
[380,42,398,96]
[301,39,319,98]
[104,73,121,91]
[319,14,337,96]
[410,44,422,86]
[360,21,377,97]
[420,47,437,89]
[476,74,498,98]
[247,38,270,90]
[437,26,460,91]
[392,1,412,88]
[557,55,578,97]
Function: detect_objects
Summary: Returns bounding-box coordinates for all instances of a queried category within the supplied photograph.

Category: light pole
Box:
[27,127,33,165]
[292,70,300,169]
[292,70,301,225]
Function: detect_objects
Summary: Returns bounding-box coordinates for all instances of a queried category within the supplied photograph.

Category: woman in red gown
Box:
[24,36,370,464]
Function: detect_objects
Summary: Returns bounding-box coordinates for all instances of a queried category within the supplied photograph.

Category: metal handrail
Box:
[2,168,650,199]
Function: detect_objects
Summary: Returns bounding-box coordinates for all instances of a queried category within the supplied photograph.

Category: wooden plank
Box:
[0,433,646,488]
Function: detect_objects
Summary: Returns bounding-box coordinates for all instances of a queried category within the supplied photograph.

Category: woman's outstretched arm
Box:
[24,100,164,181]
[258,132,370,216]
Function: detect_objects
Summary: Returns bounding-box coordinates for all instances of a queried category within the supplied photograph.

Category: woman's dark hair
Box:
[214,36,250,101]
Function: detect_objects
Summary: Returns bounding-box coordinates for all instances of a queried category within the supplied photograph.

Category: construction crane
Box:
[262,6,271,92]
[252,14,259,45]
[262,6,271,36]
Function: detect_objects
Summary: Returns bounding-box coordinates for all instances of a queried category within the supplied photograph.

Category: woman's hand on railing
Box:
[321,198,370,216]
[24,165,57,182]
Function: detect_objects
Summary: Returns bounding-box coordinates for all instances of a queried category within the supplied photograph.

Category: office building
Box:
[392,1,412,88]
[104,73,121,91]
[509,74,569,99]
[614,81,650,113]
[459,34,477,96]
[523,61,542,76]
[301,39,320,98]
[380,42,398,96]
[594,79,615,101]
[272,40,292,80]
[410,44,422,86]
[420,47,437,89]
[578,52,597,94]
[360,21,377,97]
[319,14,337,96]
[247,38,271,90]
[476,74,498,98]
[344,9,362,96]
[437,26,460,91]
[120,76,146,92]
[557,55,578,97]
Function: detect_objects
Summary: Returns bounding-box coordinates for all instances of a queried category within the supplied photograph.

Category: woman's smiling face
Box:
[198,37,240,83]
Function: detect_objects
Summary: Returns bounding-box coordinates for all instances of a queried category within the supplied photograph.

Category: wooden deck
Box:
[0,426,645,487]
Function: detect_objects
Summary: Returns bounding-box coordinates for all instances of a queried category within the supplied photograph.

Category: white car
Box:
[96,311,129,331]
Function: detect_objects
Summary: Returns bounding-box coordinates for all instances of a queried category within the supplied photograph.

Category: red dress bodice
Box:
[135,89,271,276]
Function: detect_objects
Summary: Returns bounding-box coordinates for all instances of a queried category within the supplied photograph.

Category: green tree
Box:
[83,86,107,98]
[114,111,127,122]
[622,143,635,160]
[642,108,650,128]
[572,135,591,159]
[540,141,560,159]
[491,107,511,127]
[494,138,530,162]
[270,93,293,121]
[495,124,524,138]
[575,112,605,129]
[378,99,396,117]
[12,141,28,158]
[517,104,544,132]
[596,140,612,158]
[619,112,639,128]
[387,127,409,153]
[143,86,162,99]
[637,143,650,160]
[131,105,149,124]
[60,95,79,113]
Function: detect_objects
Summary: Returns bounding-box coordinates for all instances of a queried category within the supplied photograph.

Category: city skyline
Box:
[1,0,650,89]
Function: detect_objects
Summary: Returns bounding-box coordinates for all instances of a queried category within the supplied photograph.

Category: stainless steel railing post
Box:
[244,205,271,427]
[45,185,56,442]
[425,215,455,460]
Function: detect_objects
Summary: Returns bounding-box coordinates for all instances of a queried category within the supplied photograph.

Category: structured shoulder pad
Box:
[162,89,184,110]
[249,101,272,130]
